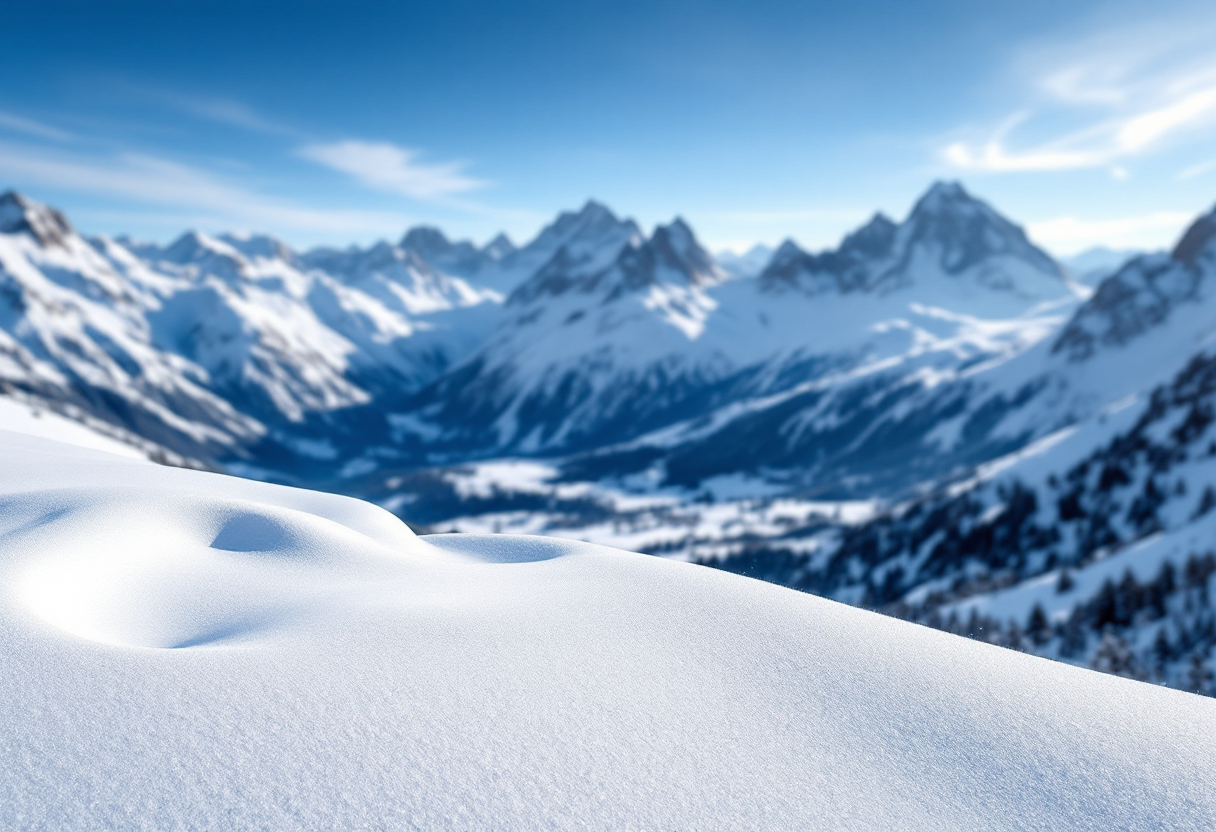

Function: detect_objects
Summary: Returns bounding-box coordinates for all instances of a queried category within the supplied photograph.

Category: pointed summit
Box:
[839,213,897,261]
[912,180,969,212]
[398,225,487,277]
[483,232,515,260]
[759,182,1064,301]
[0,191,74,248]
[400,226,452,259]
[540,200,630,241]
[160,231,248,278]
[501,200,643,295]
[576,199,614,221]
[163,230,235,261]
[649,217,720,285]
[901,180,1060,279]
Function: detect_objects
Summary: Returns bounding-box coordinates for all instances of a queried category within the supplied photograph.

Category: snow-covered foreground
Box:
[2,432,1214,830]
[0,395,150,460]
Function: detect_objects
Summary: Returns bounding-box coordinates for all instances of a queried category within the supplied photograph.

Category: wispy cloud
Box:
[943,14,1216,173]
[1027,211,1194,255]
[0,141,416,235]
[1178,159,1216,180]
[299,140,485,200]
[0,110,75,142]
[103,78,303,138]
[176,97,300,137]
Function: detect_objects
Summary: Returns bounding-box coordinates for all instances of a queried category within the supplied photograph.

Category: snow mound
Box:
[1,431,1214,830]
[18,490,417,649]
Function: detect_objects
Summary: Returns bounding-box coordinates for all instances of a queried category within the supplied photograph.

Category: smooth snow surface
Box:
[0,395,147,459]
[1,432,1214,830]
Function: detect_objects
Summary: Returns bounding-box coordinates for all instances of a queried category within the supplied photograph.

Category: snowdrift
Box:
[0,431,1213,830]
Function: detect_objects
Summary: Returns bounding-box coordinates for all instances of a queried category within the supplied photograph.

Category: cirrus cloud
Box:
[943,13,1216,174]
[299,140,485,200]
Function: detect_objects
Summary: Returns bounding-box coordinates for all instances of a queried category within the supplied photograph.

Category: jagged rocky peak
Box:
[757,182,1063,298]
[840,212,897,260]
[160,231,248,274]
[567,199,616,227]
[901,180,1060,277]
[1171,207,1216,267]
[400,225,453,258]
[400,225,486,276]
[648,217,720,285]
[0,190,75,248]
[757,239,813,287]
[758,229,890,295]
[539,199,640,245]
[507,212,713,304]
[1053,205,1216,361]
[483,232,515,260]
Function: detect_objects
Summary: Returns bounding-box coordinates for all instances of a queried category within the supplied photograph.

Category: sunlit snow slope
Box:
[1,432,1213,830]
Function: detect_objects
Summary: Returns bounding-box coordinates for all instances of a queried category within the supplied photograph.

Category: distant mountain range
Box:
[3,181,1215,695]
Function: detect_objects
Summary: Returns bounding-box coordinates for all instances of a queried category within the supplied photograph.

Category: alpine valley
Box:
[3,181,1215,695]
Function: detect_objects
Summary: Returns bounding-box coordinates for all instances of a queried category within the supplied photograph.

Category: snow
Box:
[2,431,1214,829]
[0,395,148,459]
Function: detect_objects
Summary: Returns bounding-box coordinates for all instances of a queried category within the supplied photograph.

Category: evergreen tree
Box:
[1151,628,1173,681]
[1027,604,1051,647]
[1059,610,1087,659]
[1091,631,1144,680]
[1185,652,1214,697]
[1004,622,1027,653]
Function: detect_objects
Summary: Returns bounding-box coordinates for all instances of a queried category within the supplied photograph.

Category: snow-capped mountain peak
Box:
[509,214,719,305]
[759,181,1064,305]
[399,225,451,256]
[0,190,74,248]
[219,232,296,264]
[645,217,722,286]
[398,225,489,278]
[1051,213,1216,363]
[909,179,969,212]
[483,232,515,260]
[899,180,1060,278]
[840,212,897,259]
[161,230,245,266]
[530,199,641,251]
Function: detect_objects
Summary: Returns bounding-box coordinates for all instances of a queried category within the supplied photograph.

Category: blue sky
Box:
[4,0,1216,255]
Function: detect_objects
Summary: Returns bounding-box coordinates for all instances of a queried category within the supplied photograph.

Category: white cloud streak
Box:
[0,141,415,235]
[299,140,485,200]
[1178,159,1216,180]
[0,111,75,142]
[177,97,299,136]
[944,14,1216,173]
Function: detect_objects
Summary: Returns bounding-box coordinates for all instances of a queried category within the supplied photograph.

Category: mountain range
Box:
[3,181,1215,694]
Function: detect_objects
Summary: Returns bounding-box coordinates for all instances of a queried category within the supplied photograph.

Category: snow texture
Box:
[1,431,1213,830]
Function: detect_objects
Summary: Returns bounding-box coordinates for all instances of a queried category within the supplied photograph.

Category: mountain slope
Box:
[591,196,1216,500]
[0,192,263,462]
[691,205,1216,691]
[0,191,503,466]
[392,183,1076,473]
